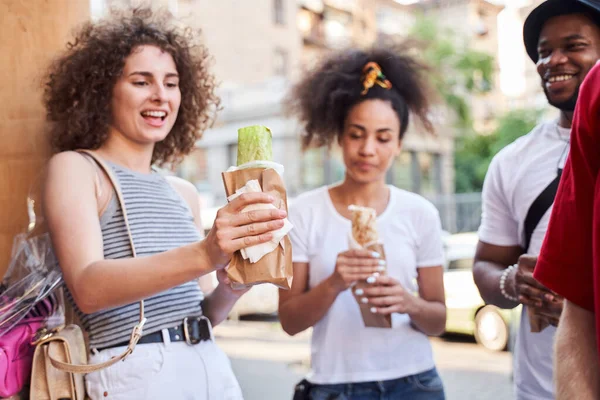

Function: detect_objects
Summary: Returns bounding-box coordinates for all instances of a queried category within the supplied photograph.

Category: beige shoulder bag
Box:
[30,150,146,400]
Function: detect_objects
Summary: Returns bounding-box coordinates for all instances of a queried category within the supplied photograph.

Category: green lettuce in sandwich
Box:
[237,125,273,165]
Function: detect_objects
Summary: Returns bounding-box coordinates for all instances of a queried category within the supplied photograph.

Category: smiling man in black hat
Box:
[473,0,600,399]
[524,0,600,122]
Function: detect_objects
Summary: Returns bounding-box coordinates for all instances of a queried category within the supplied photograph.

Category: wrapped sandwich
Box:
[221,125,293,290]
[348,205,391,328]
[350,205,379,246]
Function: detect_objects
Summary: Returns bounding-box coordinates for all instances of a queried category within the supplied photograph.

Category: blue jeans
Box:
[308,368,445,400]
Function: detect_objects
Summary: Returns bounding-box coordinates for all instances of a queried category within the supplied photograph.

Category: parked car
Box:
[442,232,519,351]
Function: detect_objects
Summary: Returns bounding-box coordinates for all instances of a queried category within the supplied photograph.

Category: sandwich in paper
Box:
[348,205,391,328]
[221,125,293,290]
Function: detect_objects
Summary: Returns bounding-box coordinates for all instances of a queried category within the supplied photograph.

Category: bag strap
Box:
[523,169,562,252]
[45,149,147,374]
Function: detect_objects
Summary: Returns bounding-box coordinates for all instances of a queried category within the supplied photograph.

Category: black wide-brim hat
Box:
[523,0,600,62]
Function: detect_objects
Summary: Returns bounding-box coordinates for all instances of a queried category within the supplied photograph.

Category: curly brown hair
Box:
[286,44,434,148]
[43,7,219,166]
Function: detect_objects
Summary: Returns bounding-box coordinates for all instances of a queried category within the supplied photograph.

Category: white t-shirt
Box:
[288,185,445,384]
[478,120,570,400]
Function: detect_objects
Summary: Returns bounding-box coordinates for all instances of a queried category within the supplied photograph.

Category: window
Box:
[298,8,326,46]
[323,144,345,184]
[228,143,238,167]
[274,0,285,25]
[417,152,442,196]
[301,147,327,189]
[323,8,352,48]
[375,7,415,36]
[273,48,288,77]
[388,152,413,190]
[411,151,420,192]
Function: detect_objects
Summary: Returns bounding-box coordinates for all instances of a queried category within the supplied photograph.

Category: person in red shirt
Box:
[535,62,600,399]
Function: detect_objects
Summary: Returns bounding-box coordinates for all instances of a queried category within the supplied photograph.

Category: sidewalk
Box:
[215,320,308,399]
[214,321,513,400]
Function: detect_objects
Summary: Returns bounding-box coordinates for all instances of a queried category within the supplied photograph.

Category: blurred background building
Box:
[90,0,549,232]
[169,0,457,210]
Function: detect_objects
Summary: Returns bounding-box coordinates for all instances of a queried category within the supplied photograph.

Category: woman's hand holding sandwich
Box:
[360,271,447,336]
[360,276,417,315]
[328,249,386,292]
[203,192,287,269]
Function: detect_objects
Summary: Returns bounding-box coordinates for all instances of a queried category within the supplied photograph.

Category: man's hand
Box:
[536,294,563,327]
[510,254,563,326]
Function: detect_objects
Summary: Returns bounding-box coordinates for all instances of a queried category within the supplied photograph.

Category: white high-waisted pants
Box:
[85,329,243,399]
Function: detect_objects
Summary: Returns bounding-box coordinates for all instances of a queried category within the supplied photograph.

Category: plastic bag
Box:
[0,180,64,337]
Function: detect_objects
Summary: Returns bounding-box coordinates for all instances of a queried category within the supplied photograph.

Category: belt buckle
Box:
[183,316,202,345]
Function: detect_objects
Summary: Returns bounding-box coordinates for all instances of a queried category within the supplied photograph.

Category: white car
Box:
[443,232,516,351]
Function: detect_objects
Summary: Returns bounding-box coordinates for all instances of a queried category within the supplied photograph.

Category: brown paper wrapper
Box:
[352,242,392,328]
[528,306,550,333]
[221,167,293,290]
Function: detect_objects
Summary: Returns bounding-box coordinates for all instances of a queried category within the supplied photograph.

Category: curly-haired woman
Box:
[279,47,447,400]
[42,8,286,399]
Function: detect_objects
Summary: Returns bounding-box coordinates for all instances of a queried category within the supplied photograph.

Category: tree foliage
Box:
[454,109,542,193]
[409,15,494,129]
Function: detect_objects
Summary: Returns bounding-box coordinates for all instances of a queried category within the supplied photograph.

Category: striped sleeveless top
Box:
[67,160,204,349]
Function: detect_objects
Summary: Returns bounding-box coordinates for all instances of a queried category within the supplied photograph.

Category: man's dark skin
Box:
[473,13,600,327]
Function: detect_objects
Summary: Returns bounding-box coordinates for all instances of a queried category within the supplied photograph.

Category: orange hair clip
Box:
[361,62,392,95]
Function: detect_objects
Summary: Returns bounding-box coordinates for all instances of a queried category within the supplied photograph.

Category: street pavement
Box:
[214,320,513,400]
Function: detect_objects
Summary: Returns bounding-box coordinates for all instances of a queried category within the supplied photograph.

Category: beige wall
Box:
[0,0,90,278]
[178,0,302,86]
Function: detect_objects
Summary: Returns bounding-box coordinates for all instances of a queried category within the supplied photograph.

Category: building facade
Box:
[93,0,556,232]
[413,0,506,133]
[171,0,457,209]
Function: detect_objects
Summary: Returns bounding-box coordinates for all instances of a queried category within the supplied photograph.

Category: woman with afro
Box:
[42,8,286,399]
[279,47,447,399]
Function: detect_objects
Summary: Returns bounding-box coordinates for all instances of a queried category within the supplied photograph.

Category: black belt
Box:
[96,316,211,352]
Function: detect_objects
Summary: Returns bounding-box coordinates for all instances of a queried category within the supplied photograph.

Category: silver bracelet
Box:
[500,264,519,302]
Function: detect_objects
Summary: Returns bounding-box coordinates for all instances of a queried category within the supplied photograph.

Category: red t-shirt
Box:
[535,62,600,361]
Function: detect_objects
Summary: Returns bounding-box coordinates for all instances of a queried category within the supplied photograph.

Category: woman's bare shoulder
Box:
[47,151,94,177]
[45,151,97,194]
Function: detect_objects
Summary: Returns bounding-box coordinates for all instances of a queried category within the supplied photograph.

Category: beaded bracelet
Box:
[500,264,518,302]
